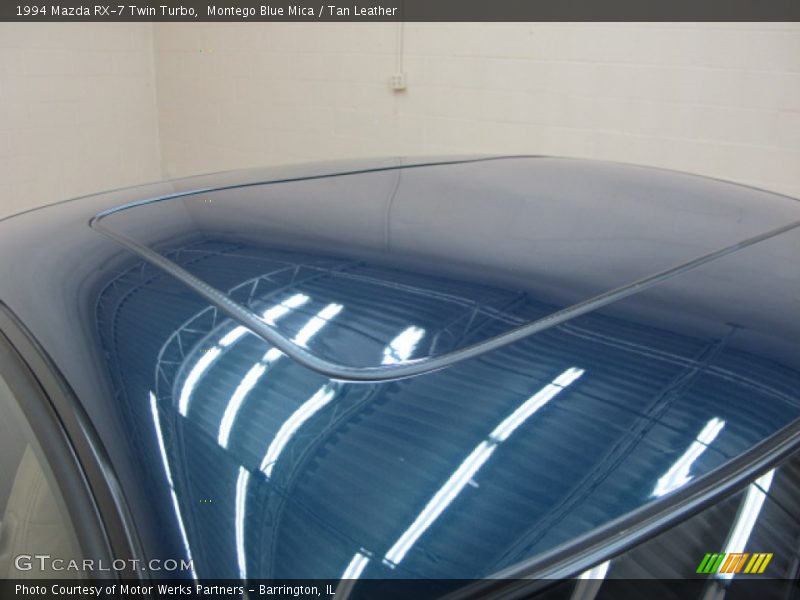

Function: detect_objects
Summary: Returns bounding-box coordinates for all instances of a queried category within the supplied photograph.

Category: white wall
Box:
[154,22,800,198]
[0,24,161,218]
[1,22,798,219]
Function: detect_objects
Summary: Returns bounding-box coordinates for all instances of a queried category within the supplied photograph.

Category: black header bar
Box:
[3,0,800,22]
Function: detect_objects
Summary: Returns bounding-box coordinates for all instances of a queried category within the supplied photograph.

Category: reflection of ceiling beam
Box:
[152,251,358,407]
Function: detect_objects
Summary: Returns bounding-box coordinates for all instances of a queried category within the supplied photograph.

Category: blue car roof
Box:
[0,157,798,579]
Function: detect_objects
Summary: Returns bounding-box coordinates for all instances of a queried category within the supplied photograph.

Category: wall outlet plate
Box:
[390,72,407,91]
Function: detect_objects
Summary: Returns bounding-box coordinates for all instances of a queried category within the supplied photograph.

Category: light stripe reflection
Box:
[149,392,197,579]
[218,361,270,448]
[342,551,370,580]
[716,469,774,581]
[652,417,725,498]
[178,348,220,416]
[571,560,611,600]
[382,367,584,568]
[218,302,342,448]
[178,293,310,416]
[335,551,371,600]
[578,560,610,580]
[260,383,337,477]
[261,322,418,484]
[382,326,425,364]
[295,303,343,347]
[235,467,250,580]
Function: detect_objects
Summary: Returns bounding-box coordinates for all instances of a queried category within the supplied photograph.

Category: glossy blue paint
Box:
[0,157,797,580]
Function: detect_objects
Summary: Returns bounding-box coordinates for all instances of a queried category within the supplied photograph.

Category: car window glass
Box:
[538,452,800,599]
[0,374,83,579]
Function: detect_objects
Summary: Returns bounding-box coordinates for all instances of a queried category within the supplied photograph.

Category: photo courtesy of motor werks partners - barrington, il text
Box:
[14,583,330,598]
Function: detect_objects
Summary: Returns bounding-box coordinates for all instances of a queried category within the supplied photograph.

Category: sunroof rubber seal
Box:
[89,169,800,382]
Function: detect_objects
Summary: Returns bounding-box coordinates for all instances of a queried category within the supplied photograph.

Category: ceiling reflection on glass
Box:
[95,234,799,580]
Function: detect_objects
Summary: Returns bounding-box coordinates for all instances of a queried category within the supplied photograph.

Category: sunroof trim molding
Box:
[90,189,800,382]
